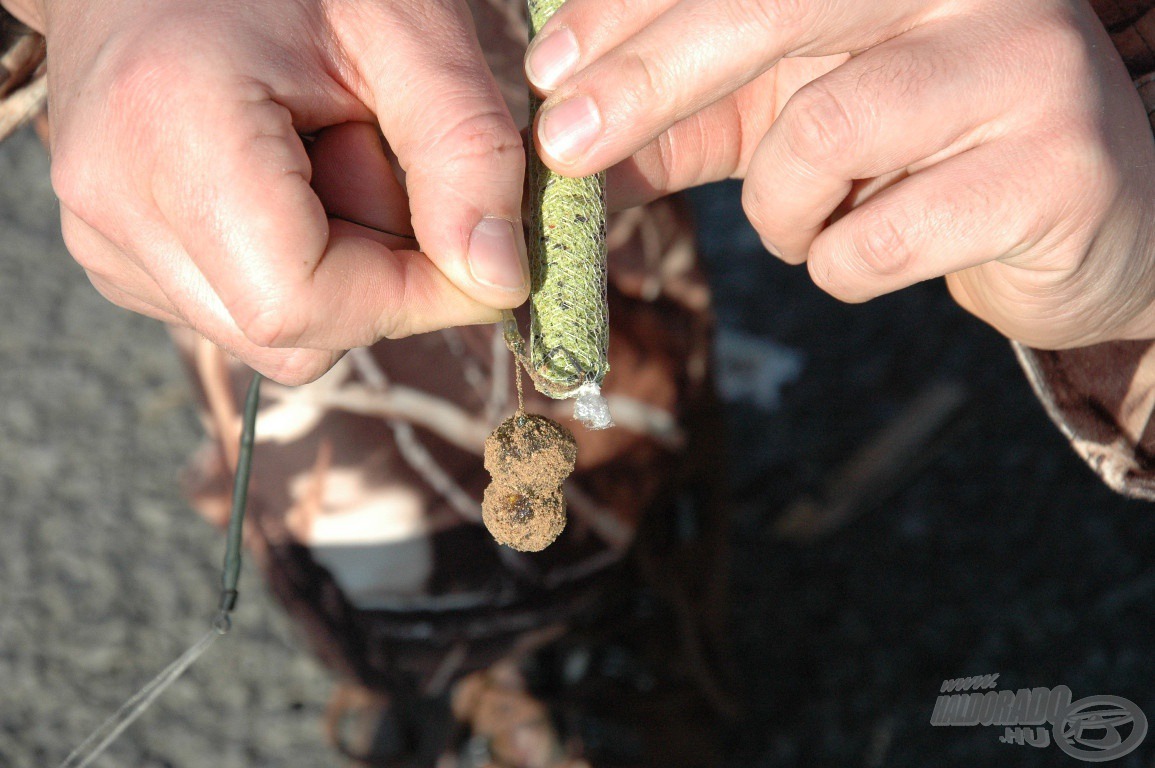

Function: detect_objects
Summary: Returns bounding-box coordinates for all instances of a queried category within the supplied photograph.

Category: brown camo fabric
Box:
[1092,0,1155,75]
[0,12,44,143]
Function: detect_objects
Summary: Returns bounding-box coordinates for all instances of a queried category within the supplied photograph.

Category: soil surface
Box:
[3,125,1154,767]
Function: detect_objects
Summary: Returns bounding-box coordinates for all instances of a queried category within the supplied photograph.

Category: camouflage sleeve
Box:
[1011,3,1155,500]
[1092,0,1155,80]
[1092,0,1155,129]
[0,7,45,143]
[1015,342,1155,500]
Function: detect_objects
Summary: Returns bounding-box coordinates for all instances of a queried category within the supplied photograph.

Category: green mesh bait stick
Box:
[503,0,612,430]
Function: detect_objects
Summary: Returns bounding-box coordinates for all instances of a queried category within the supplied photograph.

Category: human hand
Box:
[3,0,530,384]
[527,0,1155,349]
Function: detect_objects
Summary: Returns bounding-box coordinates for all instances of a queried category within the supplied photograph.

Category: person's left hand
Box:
[525,0,1155,350]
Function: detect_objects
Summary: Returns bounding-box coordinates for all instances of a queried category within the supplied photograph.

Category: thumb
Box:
[335,0,530,309]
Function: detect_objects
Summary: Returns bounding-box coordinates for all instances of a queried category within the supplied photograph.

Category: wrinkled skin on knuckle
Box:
[850,208,915,280]
[1051,198,1155,340]
[1030,10,1097,84]
[646,129,679,198]
[561,0,642,52]
[231,290,308,349]
[52,32,196,222]
[371,286,413,341]
[448,110,524,175]
[237,94,313,178]
[727,84,771,177]
[378,308,414,341]
[411,102,523,184]
[858,44,939,104]
[680,97,748,184]
[783,81,858,170]
[995,132,1105,270]
[1046,126,1120,232]
[718,0,809,39]
[607,49,677,129]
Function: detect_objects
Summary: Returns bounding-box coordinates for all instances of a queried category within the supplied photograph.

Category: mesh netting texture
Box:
[526,0,610,396]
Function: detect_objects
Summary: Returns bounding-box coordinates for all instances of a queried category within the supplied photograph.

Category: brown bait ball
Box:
[484,412,577,488]
[482,483,566,552]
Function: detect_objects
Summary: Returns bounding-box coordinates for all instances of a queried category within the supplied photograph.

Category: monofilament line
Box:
[57,630,221,768]
[57,371,263,767]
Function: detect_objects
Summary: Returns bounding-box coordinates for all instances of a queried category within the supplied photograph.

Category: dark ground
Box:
[2,126,1154,767]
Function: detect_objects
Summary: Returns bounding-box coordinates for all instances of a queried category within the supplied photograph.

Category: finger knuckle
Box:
[98,24,202,135]
[379,313,411,341]
[858,46,938,102]
[50,149,101,221]
[433,108,523,173]
[53,35,192,217]
[851,209,915,278]
[1032,15,1092,82]
[719,0,807,36]
[784,81,858,168]
[377,287,418,340]
[232,293,307,349]
[103,54,173,125]
[613,48,676,118]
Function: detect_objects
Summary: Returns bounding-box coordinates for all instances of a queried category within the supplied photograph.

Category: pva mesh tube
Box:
[524,0,612,429]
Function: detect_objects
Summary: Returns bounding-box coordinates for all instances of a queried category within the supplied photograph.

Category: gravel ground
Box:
[3,122,1155,768]
[0,128,334,767]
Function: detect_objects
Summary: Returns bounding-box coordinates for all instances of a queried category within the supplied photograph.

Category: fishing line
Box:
[57,629,221,768]
[57,372,263,768]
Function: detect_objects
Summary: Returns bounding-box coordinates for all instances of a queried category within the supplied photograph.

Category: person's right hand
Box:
[528,0,1155,352]
[3,0,530,384]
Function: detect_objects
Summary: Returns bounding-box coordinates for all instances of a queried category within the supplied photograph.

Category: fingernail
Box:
[538,95,602,164]
[526,27,580,92]
[468,217,529,292]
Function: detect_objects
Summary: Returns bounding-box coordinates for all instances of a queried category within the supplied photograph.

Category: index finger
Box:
[532,0,940,176]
